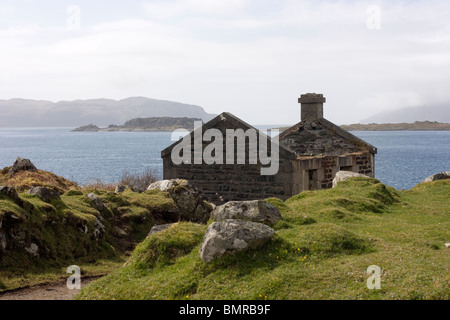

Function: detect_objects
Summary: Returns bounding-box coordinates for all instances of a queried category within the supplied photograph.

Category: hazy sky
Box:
[0,0,449,124]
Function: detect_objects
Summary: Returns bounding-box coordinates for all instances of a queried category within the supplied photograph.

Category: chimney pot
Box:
[298,93,325,121]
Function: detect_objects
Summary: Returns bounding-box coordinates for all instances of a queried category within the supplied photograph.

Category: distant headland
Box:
[72,117,202,132]
[339,121,450,131]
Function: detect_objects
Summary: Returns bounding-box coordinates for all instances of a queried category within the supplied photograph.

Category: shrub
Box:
[119,168,159,191]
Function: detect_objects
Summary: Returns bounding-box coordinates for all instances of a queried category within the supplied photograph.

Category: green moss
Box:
[64,189,84,196]
[77,178,450,300]
[126,222,206,270]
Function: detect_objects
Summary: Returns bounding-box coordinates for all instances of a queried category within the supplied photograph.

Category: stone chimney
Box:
[298,93,326,122]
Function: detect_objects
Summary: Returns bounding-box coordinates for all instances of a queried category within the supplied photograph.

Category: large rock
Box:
[87,193,107,211]
[211,200,282,225]
[147,179,186,192]
[199,219,274,263]
[28,186,60,203]
[9,157,37,178]
[421,171,450,183]
[0,186,23,206]
[332,171,369,188]
[148,179,211,223]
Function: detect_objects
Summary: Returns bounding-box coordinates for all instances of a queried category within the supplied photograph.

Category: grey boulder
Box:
[28,186,60,202]
[421,171,450,183]
[332,171,369,188]
[9,157,38,178]
[0,186,23,206]
[148,179,211,223]
[148,179,186,191]
[87,193,107,211]
[211,200,282,225]
[199,219,274,263]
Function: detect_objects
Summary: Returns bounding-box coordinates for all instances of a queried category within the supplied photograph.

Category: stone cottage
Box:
[161,93,377,203]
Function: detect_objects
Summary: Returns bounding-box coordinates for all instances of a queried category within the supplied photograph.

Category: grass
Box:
[0,169,182,292]
[1,168,79,193]
[76,178,450,300]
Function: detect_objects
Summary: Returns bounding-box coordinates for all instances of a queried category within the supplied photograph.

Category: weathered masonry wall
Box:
[162,115,296,204]
[290,152,375,193]
[163,160,293,204]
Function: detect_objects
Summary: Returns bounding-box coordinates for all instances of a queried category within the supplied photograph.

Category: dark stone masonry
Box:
[162,93,377,204]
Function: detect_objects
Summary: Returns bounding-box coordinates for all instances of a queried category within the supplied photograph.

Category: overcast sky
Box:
[0,0,449,124]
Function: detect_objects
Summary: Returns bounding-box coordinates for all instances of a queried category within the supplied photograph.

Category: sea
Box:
[0,128,449,190]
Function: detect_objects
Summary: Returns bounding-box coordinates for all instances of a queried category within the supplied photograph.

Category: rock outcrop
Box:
[115,184,144,193]
[87,193,107,212]
[199,219,274,263]
[211,200,282,226]
[0,186,24,206]
[28,186,60,203]
[332,171,370,188]
[148,179,211,223]
[9,157,37,178]
[421,171,450,183]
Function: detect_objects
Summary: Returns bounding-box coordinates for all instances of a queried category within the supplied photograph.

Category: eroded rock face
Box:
[24,243,39,257]
[93,218,106,241]
[9,157,37,178]
[87,193,107,211]
[211,200,282,226]
[0,186,23,206]
[28,186,60,203]
[199,219,274,263]
[147,179,185,192]
[332,171,369,188]
[421,171,450,183]
[148,179,211,223]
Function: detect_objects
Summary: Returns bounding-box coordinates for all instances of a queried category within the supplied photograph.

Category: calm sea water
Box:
[0,128,449,190]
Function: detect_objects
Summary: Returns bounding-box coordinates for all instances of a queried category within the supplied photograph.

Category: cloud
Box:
[0,0,449,124]
[144,0,248,19]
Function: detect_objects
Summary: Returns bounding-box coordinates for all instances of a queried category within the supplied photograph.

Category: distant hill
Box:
[361,104,450,124]
[340,121,450,131]
[72,117,202,132]
[0,97,216,127]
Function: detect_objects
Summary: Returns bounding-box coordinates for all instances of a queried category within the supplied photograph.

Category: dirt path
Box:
[0,276,102,300]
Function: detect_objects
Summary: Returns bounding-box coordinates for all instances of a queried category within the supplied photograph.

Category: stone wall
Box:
[162,114,295,204]
[163,160,292,204]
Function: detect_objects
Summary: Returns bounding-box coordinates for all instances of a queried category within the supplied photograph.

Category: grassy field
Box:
[76,178,450,300]
[0,168,180,292]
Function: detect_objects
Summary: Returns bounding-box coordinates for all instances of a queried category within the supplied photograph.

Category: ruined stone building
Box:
[162,93,377,203]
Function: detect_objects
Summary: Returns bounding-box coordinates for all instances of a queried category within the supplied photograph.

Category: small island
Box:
[72,117,202,132]
[339,121,450,131]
